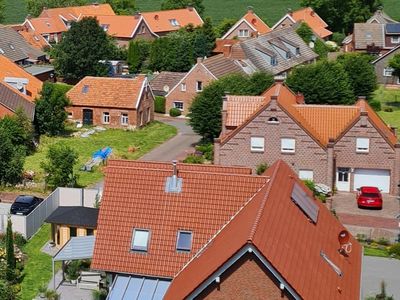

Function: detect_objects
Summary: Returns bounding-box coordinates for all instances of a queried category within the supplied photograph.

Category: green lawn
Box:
[20,224,61,300]
[372,85,400,129]
[363,245,390,258]
[24,121,177,187]
[4,0,399,25]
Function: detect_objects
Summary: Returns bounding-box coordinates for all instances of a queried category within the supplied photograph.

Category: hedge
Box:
[155,96,166,114]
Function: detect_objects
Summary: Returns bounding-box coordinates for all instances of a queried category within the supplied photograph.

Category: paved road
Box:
[362,256,400,299]
[139,116,201,162]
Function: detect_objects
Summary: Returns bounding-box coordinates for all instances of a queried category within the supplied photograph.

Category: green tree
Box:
[337,53,377,99]
[127,39,150,73]
[0,0,4,23]
[0,280,15,300]
[0,131,25,186]
[0,112,33,154]
[193,17,216,58]
[189,72,274,140]
[35,82,70,136]
[286,60,354,105]
[5,218,15,282]
[389,54,400,78]
[161,0,204,16]
[41,142,78,188]
[105,0,135,15]
[215,18,237,38]
[296,22,314,44]
[27,0,87,17]
[53,17,117,81]
[300,0,382,34]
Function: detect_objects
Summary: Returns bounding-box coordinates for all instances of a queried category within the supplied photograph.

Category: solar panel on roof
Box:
[386,23,400,34]
[291,182,319,223]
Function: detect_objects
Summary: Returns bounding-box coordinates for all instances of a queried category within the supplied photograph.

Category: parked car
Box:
[10,195,43,215]
[356,186,383,209]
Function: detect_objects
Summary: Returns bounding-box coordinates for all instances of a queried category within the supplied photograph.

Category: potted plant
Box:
[66,260,80,284]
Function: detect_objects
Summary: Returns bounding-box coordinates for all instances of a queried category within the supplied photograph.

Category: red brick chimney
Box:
[222,44,232,58]
[295,92,305,104]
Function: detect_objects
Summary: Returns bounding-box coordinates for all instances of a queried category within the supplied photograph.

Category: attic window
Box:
[131,229,150,252]
[267,117,279,124]
[291,182,319,223]
[82,85,89,94]
[169,19,180,26]
[176,231,192,252]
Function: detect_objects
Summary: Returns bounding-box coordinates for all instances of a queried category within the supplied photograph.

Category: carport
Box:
[52,235,96,289]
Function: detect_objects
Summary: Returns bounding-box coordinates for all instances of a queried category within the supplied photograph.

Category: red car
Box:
[356,186,383,209]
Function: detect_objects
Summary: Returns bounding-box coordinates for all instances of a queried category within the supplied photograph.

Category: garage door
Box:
[353,169,390,193]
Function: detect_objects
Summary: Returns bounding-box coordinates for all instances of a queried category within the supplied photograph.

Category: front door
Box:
[336,168,350,191]
[83,109,93,125]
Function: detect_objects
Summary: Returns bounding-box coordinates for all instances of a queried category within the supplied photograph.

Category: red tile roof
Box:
[165,160,362,300]
[17,30,50,50]
[221,82,398,148]
[92,161,267,277]
[213,38,240,53]
[242,10,271,34]
[291,7,332,39]
[66,76,147,109]
[141,8,203,34]
[81,15,142,38]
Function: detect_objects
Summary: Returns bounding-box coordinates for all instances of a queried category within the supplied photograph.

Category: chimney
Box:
[93,2,99,6]
[287,8,293,16]
[222,44,232,57]
[134,11,141,19]
[187,5,193,11]
[247,6,254,14]
[214,138,221,164]
[358,96,368,127]
[295,92,305,104]
[270,95,278,111]
[165,160,182,193]
[389,126,397,136]
[26,14,32,20]
[221,94,229,135]
[196,57,204,64]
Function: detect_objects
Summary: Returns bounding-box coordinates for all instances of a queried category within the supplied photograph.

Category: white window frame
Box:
[299,169,314,181]
[196,81,203,92]
[173,101,184,111]
[281,138,296,153]
[356,137,369,153]
[250,137,265,152]
[383,67,394,77]
[181,83,186,92]
[121,113,129,125]
[391,36,400,43]
[131,229,150,252]
[238,29,249,37]
[102,112,110,124]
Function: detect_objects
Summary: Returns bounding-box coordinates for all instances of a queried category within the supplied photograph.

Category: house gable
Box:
[222,19,257,39]
[272,14,295,30]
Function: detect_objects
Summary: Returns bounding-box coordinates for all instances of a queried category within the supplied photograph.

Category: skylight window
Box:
[131,229,150,252]
[169,19,180,26]
[176,231,192,252]
[82,85,89,94]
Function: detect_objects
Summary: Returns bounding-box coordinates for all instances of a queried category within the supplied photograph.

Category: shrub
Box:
[256,163,268,175]
[369,100,381,111]
[45,289,60,300]
[183,154,204,164]
[154,96,166,114]
[388,243,400,258]
[169,108,181,117]
[332,32,346,45]
[66,260,80,280]
[195,143,213,161]
[13,233,26,249]
[384,107,393,112]
[377,238,391,246]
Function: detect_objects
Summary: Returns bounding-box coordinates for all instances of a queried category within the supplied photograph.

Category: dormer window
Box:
[268,117,279,124]
[176,231,192,252]
[271,56,277,66]
[286,51,291,59]
[296,47,300,55]
[169,19,179,26]
[131,229,150,252]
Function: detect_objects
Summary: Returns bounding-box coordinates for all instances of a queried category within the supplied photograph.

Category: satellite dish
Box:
[309,41,315,49]
[163,85,170,93]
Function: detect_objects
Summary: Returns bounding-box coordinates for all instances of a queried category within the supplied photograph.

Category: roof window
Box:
[169,19,180,26]
[82,85,89,94]
[131,229,150,252]
[291,182,319,223]
[176,231,192,252]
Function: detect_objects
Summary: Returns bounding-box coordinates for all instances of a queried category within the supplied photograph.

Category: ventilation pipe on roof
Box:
[134,11,141,19]
[165,160,182,193]
[215,276,220,283]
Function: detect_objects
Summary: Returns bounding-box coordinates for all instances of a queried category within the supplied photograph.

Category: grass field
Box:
[3,0,400,25]
[24,121,177,188]
[372,85,400,130]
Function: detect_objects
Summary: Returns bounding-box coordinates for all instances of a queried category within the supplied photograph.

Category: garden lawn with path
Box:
[24,121,177,188]
[373,85,400,130]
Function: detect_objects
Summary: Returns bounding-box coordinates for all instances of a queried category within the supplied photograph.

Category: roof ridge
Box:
[173,177,270,277]
[294,104,360,109]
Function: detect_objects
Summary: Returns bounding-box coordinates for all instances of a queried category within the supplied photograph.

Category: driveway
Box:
[362,256,400,299]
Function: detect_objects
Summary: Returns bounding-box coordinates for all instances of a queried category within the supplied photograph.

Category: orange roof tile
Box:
[18,30,50,50]
[66,76,147,109]
[165,160,362,300]
[221,82,398,148]
[26,17,66,34]
[141,8,203,34]
[0,55,43,101]
[213,38,240,53]
[243,10,271,34]
[39,4,115,20]
[291,7,332,39]
[91,160,268,277]
[83,15,141,38]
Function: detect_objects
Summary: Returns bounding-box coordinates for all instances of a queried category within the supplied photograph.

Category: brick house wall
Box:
[215,102,329,185]
[385,35,400,49]
[374,48,400,85]
[224,21,257,40]
[165,60,215,115]
[115,20,156,47]
[197,253,291,300]
[334,117,399,193]
[274,16,294,29]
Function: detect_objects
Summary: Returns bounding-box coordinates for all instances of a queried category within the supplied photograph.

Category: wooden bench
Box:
[77,271,101,290]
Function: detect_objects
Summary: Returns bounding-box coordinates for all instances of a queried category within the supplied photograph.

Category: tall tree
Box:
[53,17,117,81]
[215,18,237,38]
[189,72,274,141]
[193,17,216,58]
[286,60,355,105]
[127,39,151,73]
[300,0,382,34]
[161,0,204,16]
[35,82,70,136]
[5,218,15,282]
[337,53,377,99]
[105,0,135,15]
[41,142,78,188]
[27,0,87,17]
